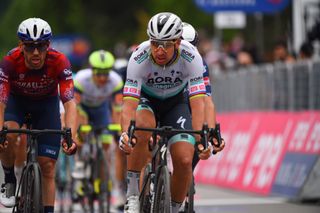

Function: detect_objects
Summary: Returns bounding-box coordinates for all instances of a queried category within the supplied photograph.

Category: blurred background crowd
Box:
[1,0,320,113]
[0,0,319,71]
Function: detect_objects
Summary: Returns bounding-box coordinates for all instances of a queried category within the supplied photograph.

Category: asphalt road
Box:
[193,184,320,213]
[1,167,319,213]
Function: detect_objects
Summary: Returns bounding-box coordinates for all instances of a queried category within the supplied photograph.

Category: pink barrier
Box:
[194,111,320,195]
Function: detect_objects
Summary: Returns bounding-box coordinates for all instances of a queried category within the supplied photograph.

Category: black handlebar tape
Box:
[65,128,72,148]
[128,120,136,148]
[215,123,222,147]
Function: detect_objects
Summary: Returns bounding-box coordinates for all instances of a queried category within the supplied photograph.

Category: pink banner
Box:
[194,111,320,195]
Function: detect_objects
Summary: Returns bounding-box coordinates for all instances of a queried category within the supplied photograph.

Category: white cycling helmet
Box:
[147,12,183,41]
[17,18,52,42]
[181,22,199,46]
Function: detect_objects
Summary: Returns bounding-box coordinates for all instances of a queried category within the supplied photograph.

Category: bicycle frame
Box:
[74,124,119,213]
[0,116,72,213]
[127,120,210,213]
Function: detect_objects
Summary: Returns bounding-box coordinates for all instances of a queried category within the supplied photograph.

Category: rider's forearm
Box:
[190,96,205,140]
[120,99,138,133]
[0,102,6,130]
[63,99,77,140]
[205,96,216,128]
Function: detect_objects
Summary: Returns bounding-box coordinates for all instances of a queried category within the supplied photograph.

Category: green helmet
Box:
[89,50,115,73]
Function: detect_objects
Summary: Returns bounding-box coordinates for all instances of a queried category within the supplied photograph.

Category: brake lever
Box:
[202,123,208,150]
[127,120,136,148]
[214,123,222,147]
[64,128,72,148]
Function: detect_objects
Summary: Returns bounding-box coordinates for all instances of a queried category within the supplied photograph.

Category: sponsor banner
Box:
[271,153,318,197]
[194,111,320,195]
[287,111,320,154]
[194,0,291,14]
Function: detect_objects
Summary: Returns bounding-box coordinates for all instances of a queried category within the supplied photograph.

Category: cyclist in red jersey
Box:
[0,18,77,213]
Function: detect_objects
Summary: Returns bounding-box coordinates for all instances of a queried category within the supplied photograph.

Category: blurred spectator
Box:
[272,40,295,63]
[307,19,320,42]
[298,42,314,59]
[229,34,245,58]
[236,48,254,68]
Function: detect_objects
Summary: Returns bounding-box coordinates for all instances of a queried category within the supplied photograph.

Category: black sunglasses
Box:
[23,42,48,53]
[92,68,111,76]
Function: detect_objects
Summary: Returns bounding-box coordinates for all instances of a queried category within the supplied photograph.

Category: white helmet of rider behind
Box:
[17,18,52,42]
[181,22,199,46]
[147,12,183,41]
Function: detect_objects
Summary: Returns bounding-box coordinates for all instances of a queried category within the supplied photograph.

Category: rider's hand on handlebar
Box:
[61,139,77,155]
[119,132,136,154]
[0,129,8,153]
[0,140,8,153]
[197,142,214,160]
[211,137,225,154]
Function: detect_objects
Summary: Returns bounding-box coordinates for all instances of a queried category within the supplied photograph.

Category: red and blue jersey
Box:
[0,47,74,104]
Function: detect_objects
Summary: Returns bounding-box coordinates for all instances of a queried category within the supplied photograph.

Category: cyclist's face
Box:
[92,72,109,87]
[150,39,180,66]
[21,41,49,70]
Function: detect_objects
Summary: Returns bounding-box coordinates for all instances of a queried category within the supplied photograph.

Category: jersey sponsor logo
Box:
[123,86,140,97]
[190,86,198,93]
[129,88,138,93]
[45,148,56,156]
[0,85,8,103]
[134,50,148,64]
[190,76,203,85]
[177,116,186,129]
[0,77,8,83]
[19,74,25,79]
[125,78,138,86]
[63,87,74,100]
[15,79,55,90]
[63,69,72,76]
[0,68,8,82]
[204,76,210,86]
[0,68,8,79]
[190,84,206,95]
[181,49,195,62]
[146,76,183,89]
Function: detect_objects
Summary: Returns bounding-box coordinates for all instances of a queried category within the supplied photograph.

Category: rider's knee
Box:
[175,155,192,170]
[39,159,56,179]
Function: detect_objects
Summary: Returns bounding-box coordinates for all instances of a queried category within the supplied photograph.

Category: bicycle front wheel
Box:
[153,165,171,213]
[96,150,111,213]
[186,175,195,213]
[19,163,43,213]
[139,163,152,213]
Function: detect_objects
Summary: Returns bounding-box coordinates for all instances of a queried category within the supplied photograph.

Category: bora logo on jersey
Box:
[181,49,195,63]
[134,50,148,64]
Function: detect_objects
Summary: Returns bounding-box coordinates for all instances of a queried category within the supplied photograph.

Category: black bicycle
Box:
[0,113,72,213]
[181,123,223,213]
[126,120,211,213]
[71,124,120,213]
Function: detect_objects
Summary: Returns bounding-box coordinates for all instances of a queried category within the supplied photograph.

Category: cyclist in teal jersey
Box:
[119,12,213,213]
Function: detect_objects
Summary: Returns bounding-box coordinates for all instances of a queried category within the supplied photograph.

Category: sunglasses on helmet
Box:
[23,42,48,53]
